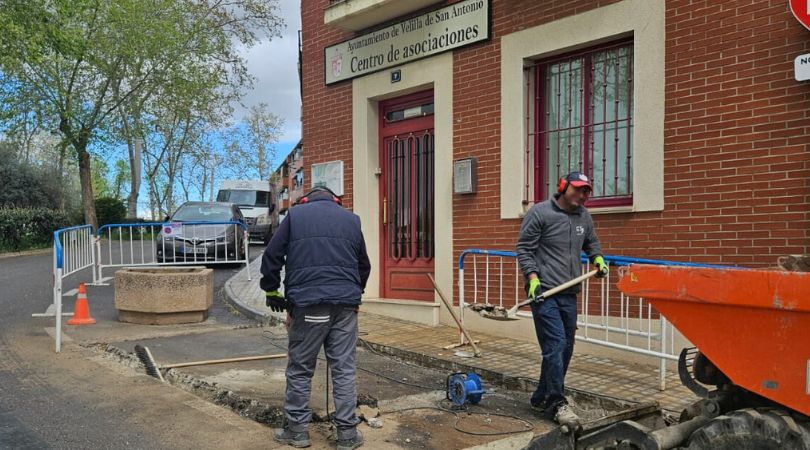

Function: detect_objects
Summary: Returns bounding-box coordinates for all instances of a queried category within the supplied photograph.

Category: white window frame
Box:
[500,0,664,218]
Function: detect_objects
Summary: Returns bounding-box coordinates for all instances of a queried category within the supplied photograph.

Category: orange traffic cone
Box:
[68,283,96,325]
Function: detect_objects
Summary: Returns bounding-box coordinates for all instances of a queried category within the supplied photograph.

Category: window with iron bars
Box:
[533,40,633,207]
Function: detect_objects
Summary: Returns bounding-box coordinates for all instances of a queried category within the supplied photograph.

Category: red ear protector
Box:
[557,174,592,197]
[297,186,342,205]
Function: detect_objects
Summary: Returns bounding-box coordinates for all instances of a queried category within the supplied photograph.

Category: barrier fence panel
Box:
[458,249,733,390]
[95,221,250,281]
[43,225,96,353]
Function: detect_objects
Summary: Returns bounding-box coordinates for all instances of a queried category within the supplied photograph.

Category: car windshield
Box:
[171,204,233,222]
[217,190,257,206]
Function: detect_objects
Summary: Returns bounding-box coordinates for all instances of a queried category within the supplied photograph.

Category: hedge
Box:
[95,196,126,227]
[0,207,72,252]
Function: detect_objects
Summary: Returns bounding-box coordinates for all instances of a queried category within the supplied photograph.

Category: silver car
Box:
[155,202,247,263]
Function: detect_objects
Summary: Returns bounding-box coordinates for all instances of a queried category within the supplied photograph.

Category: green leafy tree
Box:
[91,157,111,199]
[111,158,130,201]
[225,103,284,180]
[0,0,284,227]
[0,140,76,209]
[111,0,284,216]
[94,196,125,226]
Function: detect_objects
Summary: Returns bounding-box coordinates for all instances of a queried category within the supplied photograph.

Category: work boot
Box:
[273,428,311,448]
[530,399,547,416]
[553,404,581,432]
[336,429,364,450]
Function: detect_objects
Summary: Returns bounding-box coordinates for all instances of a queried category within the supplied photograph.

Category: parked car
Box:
[155,202,247,263]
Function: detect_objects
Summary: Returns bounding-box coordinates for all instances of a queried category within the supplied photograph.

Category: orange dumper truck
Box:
[573,264,810,449]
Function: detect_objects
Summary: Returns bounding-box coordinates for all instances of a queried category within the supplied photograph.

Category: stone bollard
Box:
[114,266,213,324]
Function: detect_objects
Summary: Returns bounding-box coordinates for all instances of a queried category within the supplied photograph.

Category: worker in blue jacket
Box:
[516,171,608,430]
[261,186,371,450]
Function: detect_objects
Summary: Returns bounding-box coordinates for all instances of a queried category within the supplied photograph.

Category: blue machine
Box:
[446,372,486,407]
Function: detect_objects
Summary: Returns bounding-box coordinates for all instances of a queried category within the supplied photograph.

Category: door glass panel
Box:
[385,131,434,262]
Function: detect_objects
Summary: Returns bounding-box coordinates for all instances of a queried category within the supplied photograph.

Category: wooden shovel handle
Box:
[164,353,287,369]
[541,270,599,299]
[427,273,481,357]
[512,270,599,312]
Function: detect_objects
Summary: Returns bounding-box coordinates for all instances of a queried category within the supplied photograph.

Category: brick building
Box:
[300,0,810,331]
[272,140,305,222]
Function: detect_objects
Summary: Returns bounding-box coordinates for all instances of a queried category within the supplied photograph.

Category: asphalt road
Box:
[0,246,552,450]
[0,246,271,449]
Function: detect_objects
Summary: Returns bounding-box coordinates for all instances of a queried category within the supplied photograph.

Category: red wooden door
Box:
[379,91,435,301]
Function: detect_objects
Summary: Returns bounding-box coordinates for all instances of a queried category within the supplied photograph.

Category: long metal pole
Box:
[55,267,62,353]
[244,229,251,281]
[458,266,465,346]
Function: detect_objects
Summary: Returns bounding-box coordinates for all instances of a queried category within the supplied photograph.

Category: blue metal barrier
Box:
[46,224,96,353]
[457,248,740,390]
[95,221,250,281]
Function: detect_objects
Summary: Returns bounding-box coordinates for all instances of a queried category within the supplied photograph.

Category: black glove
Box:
[265,290,287,313]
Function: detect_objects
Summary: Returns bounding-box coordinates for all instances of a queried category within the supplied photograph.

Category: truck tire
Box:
[686,408,810,450]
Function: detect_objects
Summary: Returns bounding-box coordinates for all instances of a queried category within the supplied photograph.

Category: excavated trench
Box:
[96,334,654,450]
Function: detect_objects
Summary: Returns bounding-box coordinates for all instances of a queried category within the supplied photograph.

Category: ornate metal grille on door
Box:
[385,130,434,262]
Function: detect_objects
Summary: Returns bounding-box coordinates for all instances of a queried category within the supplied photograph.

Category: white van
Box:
[216,180,278,244]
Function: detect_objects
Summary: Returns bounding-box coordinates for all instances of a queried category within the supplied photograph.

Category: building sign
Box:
[325,0,490,85]
[311,160,344,196]
[453,157,478,194]
[795,52,810,81]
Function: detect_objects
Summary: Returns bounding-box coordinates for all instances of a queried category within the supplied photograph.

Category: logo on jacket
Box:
[576,225,585,236]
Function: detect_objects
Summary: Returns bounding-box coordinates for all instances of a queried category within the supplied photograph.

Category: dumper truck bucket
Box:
[618,264,810,417]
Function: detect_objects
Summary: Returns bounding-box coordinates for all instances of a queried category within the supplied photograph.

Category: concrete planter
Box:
[114,266,213,324]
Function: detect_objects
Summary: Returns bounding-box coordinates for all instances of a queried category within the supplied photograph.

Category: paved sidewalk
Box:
[226,259,697,414]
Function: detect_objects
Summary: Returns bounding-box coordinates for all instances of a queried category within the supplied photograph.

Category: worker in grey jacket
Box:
[261,186,371,450]
[516,171,608,430]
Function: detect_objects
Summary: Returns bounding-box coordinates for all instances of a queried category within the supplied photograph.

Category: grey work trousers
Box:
[284,303,359,438]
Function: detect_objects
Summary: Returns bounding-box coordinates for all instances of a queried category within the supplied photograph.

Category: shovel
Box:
[481,270,598,321]
[427,273,481,357]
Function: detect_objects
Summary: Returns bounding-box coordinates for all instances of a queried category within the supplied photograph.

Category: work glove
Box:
[265,290,288,313]
[526,277,541,300]
[593,256,609,278]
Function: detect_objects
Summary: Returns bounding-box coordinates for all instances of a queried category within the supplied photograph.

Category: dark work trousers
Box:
[529,293,577,417]
[284,303,360,439]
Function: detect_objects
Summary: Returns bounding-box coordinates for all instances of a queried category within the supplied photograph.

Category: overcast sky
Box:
[234,0,302,169]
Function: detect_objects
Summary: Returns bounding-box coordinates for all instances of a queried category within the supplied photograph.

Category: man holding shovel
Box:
[261,186,371,450]
[516,171,608,430]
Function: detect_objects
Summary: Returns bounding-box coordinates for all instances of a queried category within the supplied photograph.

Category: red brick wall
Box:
[302,0,810,279]
[301,0,355,207]
[658,0,810,266]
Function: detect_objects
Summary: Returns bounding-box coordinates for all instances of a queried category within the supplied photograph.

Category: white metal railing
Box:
[40,221,251,353]
[38,225,96,353]
[458,249,686,390]
[95,221,250,281]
